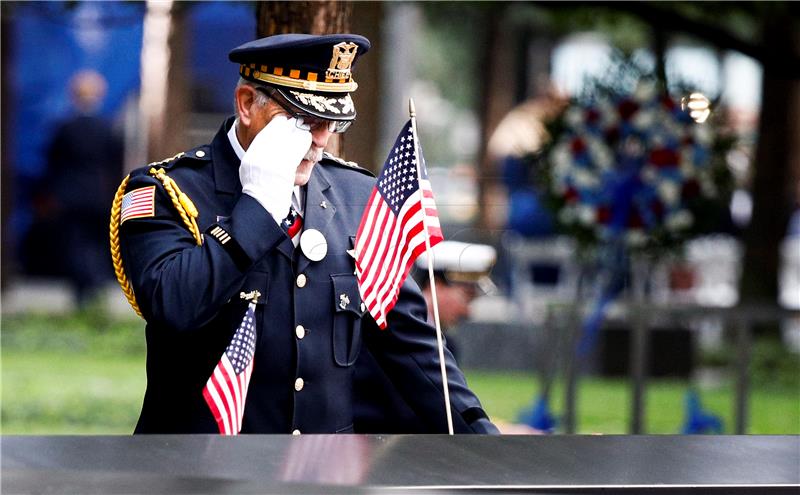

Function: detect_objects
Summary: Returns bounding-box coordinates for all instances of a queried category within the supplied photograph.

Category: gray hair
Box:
[233,78,270,119]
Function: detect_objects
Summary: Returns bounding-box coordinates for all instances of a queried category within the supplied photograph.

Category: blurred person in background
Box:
[25,70,122,305]
[487,89,567,292]
[489,88,566,240]
[354,241,497,433]
[413,241,498,362]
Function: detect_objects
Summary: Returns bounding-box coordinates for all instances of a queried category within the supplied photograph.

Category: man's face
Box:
[238,86,335,186]
[427,282,476,330]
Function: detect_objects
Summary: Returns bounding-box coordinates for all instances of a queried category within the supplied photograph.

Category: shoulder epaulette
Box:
[320,152,374,177]
[147,146,211,170]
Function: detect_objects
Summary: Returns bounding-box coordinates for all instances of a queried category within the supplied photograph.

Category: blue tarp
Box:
[10,1,256,251]
[11,2,145,239]
[13,2,145,178]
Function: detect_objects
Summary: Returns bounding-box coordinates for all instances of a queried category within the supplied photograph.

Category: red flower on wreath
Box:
[564,186,579,203]
[586,108,601,124]
[596,206,612,224]
[618,99,639,120]
[628,210,645,229]
[649,148,680,167]
[570,137,587,155]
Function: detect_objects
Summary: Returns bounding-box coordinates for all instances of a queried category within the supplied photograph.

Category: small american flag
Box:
[282,205,303,246]
[120,186,155,223]
[355,120,442,329]
[202,300,257,435]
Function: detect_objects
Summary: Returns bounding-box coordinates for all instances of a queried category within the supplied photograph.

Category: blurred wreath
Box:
[532,57,736,253]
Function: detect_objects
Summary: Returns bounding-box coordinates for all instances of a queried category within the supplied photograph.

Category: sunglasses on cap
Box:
[255,86,353,134]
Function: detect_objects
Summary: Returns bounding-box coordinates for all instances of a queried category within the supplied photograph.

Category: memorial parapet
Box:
[3,435,798,494]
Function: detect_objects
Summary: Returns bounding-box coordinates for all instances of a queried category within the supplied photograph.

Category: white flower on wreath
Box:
[626,230,648,247]
[559,206,577,224]
[658,181,680,206]
[552,145,572,171]
[634,81,657,102]
[694,125,713,146]
[642,165,658,184]
[665,210,694,230]
[565,107,584,128]
[680,159,696,179]
[600,102,619,128]
[649,132,666,148]
[577,205,596,226]
[590,139,613,170]
[573,168,599,189]
[632,109,655,131]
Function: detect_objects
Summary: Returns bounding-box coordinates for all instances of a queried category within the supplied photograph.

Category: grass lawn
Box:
[2,351,145,434]
[2,313,798,434]
[464,370,800,434]
[2,313,147,434]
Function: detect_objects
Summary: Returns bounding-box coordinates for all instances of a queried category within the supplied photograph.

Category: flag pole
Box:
[409,97,454,435]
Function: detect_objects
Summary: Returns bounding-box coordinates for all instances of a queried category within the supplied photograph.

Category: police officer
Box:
[413,241,498,360]
[354,241,497,433]
[114,33,497,434]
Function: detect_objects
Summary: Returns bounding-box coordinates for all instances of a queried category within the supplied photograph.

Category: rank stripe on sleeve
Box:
[121,186,156,224]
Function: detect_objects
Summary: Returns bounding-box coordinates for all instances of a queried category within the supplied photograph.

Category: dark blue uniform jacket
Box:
[120,118,497,434]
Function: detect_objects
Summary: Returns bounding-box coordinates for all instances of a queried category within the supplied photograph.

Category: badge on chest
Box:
[300,228,328,262]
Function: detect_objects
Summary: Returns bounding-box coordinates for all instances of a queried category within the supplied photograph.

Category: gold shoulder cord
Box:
[147,167,202,245]
[109,167,202,318]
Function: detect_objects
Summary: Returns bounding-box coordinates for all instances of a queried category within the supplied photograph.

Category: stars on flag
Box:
[354,120,443,329]
[378,129,420,212]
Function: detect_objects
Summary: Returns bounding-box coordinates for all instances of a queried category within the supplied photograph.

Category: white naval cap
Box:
[415,241,497,293]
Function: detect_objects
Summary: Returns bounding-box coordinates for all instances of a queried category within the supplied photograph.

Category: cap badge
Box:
[327,42,358,80]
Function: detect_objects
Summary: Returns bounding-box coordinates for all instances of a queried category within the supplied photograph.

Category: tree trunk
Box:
[256,1,353,158]
[739,10,800,304]
[258,1,352,36]
[161,4,190,160]
[346,2,383,169]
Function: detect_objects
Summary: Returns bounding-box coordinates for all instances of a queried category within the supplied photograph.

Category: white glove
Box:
[239,115,312,223]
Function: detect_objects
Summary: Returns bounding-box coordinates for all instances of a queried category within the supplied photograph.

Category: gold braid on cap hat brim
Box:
[240,64,357,92]
[109,166,202,318]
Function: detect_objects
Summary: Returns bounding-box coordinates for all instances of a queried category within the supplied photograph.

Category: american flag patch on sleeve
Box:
[121,186,156,224]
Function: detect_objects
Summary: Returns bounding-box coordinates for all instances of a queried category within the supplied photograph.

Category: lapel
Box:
[297,168,335,274]
[210,117,241,196]
[211,117,295,261]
